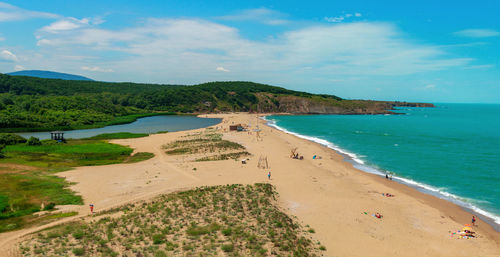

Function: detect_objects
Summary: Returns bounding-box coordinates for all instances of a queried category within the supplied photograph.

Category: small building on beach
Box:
[229,124,244,131]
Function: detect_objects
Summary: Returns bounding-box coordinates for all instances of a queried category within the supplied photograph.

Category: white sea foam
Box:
[262,116,500,226]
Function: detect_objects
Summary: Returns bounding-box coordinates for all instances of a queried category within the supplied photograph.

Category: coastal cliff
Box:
[254,93,434,114]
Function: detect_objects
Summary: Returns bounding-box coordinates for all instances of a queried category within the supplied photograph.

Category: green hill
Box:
[0,73,432,132]
[6,70,93,81]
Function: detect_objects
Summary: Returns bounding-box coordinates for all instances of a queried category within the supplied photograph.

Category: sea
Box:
[265,103,500,229]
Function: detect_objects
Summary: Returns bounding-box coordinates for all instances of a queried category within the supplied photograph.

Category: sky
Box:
[0,0,499,103]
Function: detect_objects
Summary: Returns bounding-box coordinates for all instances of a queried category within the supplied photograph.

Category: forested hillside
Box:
[0,74,431,132]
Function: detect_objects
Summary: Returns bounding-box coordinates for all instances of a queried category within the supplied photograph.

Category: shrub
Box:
[221,244,234,252]
[43,202,56,211]
[154,250,167,257]
[0,195,8,212]
[72,230,84,239]
[72,247,85,256]
[26,136,41,146]
[0,133,27,145]
[152,234,164,244]
[222,228,232,236]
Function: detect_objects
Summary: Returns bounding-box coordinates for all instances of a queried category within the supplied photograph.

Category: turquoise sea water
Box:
[266,103,500,226]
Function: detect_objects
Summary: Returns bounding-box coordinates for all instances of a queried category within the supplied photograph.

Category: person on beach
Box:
[385,174,389,179]
[89,204,94,214]
[268,171,271,180]
[472,215,476,226]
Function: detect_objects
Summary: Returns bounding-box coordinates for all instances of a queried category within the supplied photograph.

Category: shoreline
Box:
[261,114,500,238]
[2,112,499,256]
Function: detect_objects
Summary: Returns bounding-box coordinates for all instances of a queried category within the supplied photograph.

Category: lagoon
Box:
[17,115,221,140]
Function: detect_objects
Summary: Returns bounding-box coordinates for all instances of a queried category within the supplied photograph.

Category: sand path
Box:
[1,113,499,257]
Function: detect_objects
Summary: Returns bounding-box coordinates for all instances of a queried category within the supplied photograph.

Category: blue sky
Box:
[0,0,499,103]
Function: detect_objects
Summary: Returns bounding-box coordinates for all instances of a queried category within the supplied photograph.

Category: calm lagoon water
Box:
[266,103,500,227]
[17,115,221,140]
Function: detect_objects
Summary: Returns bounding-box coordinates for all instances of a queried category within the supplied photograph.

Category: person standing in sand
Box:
[268,171,271,180]
[472,215,476,226]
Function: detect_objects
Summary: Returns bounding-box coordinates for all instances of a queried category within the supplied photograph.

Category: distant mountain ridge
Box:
[6,70,93,81]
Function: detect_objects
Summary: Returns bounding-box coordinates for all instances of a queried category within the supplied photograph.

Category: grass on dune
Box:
[195,151,250,162]
[124,152,155,163]
[164,132,250,162]
[18,184,324,257]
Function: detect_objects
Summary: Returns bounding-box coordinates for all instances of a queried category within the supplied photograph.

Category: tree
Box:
[26,137,42,146]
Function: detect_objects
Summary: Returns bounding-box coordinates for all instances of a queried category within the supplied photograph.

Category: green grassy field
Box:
[0,138,155,233]
[0,170,83,232]
[18,184,325,256]
[1,140,133,168]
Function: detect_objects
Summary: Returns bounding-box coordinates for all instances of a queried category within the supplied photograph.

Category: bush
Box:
[154,250,167,257]
[26,136,41,146]
[222,228,232,236]
[0,144,4,158]
[0,195,8,212]
[152,234,164,244]
[72,230,84,239]
[0,133,26,145]
[72,247,85,256]
[43,202,56,211]
[221,244,234,252]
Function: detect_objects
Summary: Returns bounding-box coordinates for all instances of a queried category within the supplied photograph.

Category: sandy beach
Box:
[1,112,499,257]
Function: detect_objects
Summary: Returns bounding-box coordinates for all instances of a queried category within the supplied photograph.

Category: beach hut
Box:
[229,124,243,131]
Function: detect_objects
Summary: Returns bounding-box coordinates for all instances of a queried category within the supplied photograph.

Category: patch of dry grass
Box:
[19,184,323,256]
[163,133,250,162]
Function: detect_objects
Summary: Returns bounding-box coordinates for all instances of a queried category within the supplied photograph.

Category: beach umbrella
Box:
[462,226,472,231]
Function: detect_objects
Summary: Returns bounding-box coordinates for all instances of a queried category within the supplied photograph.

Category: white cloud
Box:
[0,50,17,61]
[454,29,500,38]
[14,64,24,71]
[218,8,288,25]
[216,66,230,72]
[0,2,58,22]
[324,16,344,23]
[81,66,113,72]
[324,12,362,23]
[26,19,472,84]
[41,17,90,33]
